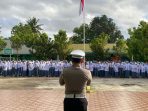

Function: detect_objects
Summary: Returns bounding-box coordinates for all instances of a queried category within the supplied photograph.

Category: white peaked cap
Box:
[70,50,85,59]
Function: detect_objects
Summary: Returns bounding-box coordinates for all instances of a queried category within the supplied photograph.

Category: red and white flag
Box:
[79,0,85,15]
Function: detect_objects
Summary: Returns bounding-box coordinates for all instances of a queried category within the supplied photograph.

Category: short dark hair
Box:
[72,58,81,63]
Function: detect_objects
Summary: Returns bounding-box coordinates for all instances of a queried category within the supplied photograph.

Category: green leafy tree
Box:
[27,17,43,33]
[10,35,22,60]
[33,33,55,60]
[89,15,123,43]
[24,33,39,54]
[0,27,7,51]
[70,24,90,43]
[11,20,54,60]
[26,17,43,55]
[113,39,127,55]
[127,21,148,61]
[90,33,109,60]
[53,30,72,60]
[11,23,40,56]
[0,37,7,51]
[11,23,34,59]
[11,23,33,44]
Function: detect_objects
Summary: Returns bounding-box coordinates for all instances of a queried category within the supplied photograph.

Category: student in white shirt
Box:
[7,61,12,77]
[58,63,63,77]
[141,64,146,78]
[54,63,59,77]
[125,63,130,78]
[28,62,34,77]
[113,64,119,78]
[104,63,109,77]
[22,62,27,77]
[2,61,7,77]
[44,62,50,77]
[89,63,94,77]
[146,64,148,78]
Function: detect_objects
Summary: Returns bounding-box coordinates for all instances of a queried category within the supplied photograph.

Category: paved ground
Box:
[0,77,148,111]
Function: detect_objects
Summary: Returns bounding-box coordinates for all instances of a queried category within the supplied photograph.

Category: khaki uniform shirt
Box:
[59,66,92,95]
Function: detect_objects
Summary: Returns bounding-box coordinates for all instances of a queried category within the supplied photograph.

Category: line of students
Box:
[0,60,71,77]
[0,60,148,78]
[86,61,148,78]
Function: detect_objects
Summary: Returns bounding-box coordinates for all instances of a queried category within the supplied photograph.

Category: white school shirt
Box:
[42,63,46,71]
[133,65,138,73]
[22,63,27,71]
[0,62,2,68]
[113,65,118,72]
[55,64,59,71]
[17,63,22,68]
[44,63,49,71]
[137,65,141,73]
[131,64,135,72]
[59,64,63,72]
[28,63,34,71]
[144,64,147,72]
[126,63,130,71]
[86,63,89,70]
[141,65,145,73]
[100,64,104,70]
[104,64,109,71]
[95,64,99,70]
[8,62,12,70]
[89,64,94,72]
[39,63,43,70]
[146,65,148,73]
[3,63,8,71]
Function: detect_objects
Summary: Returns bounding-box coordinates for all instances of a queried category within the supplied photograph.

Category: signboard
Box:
[3,48,13,55]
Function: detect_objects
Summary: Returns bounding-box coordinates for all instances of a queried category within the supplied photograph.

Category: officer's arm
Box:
[59,73,65,86]
[87,71,92,86]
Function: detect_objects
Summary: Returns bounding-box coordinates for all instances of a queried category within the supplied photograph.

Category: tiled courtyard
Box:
[0,78,148,111]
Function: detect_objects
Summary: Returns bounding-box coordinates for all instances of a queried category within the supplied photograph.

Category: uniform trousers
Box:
[64,98,88,111]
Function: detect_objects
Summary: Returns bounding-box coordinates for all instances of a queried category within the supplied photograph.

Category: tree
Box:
[11,20,55,60]
[10,35,22,60]
[113,39,127,55]
[26,17,43,55]
[53,30,72,60]
[70,24,90,43]
[127,21,148,61]
[90,33,109,60]
[89,15,123,43]
[0,37,7,51]
[11,23,33,44]
[0,27,7,51]
[33,33,55,60]
[27,17,43,33]
[11,23,34,59]
[11,22,39,55]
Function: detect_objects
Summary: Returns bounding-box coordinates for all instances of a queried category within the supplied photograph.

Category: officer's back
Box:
[59,50,92,111]
[60,66,91,94]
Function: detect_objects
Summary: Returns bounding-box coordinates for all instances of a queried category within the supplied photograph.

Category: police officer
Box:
[59,50,92,111]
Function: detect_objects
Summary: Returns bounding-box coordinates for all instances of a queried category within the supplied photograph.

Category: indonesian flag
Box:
[79,0,85,15]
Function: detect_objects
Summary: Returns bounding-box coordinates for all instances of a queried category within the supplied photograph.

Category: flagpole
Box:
[83,0,86,68]
[83,2,85,52]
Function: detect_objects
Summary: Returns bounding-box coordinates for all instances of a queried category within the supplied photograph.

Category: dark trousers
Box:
[64,98,88,111]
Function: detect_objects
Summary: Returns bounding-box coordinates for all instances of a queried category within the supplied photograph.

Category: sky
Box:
[0,0,148,39]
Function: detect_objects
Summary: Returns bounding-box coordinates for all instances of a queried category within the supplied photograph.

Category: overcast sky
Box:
[0,0,148,39]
